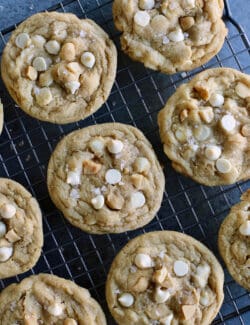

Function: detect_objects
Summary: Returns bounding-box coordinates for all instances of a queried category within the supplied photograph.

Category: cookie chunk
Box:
[158,68,250,186]
[106,231,224,325]
[0,99,3,135]
[0,178,43,279]
[47,123,164,234]
[113,0,227,74]
[218,190,250,290]
[0,273,106,324]
[1,12,117,124]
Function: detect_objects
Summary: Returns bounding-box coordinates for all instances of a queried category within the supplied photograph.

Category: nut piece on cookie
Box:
[139,0,155,10]
[5,229,21,243]
[181,305,196,320]
[82,160,102,175]
[25,66,38,81]
[180,16,195,31]
[106,190,124,210]
[60,43,76,61]
[64,319,78,325]
[24,314,39,325]
[199,107,214,123]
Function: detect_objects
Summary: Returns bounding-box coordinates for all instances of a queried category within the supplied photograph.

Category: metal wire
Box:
[0,0,250,324]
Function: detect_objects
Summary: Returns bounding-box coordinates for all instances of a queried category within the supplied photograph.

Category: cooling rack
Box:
[0,0,249,324]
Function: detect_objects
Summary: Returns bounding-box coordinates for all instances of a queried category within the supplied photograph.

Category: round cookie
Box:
[1,12,117,124]
[218,190,250,290]
[113,0,227,74]
[0,273,106,324]
[0,99,3,135]
[158,68,250,186]
[47,123,165,234]
[0,178,43,279]
[106,231,224,325]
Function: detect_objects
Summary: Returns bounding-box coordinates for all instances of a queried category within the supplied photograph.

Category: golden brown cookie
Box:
[106,231,224,325]
[0,178,43,279]
[218,190,250,290]
[0,273,106,324]
[47,123,165,234]
[158,68,250,186]
[1,12,117,124]
[113,0,227,74]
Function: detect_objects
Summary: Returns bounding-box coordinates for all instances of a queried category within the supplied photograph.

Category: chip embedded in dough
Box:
[113,0,227,74]
[106,231,224,325]
[0,178,43,279]
[47,123,165,234]
[158,68,250,186]
[1,12,117,124]
[0,273,106,324]
[218,190,250,290]
[0,99,3,135]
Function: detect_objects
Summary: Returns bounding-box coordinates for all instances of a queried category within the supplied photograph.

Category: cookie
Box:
[1,12,117,124]
[158,68,250,186]
[106,231,224,325]
[47,123,165,234]
[113,0,227,74]
[218,190,250,290]
[0,178,43,279]
[0,99,3,135]
[0,273,106,324]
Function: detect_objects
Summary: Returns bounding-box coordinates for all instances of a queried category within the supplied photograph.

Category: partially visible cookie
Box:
[0,178,43,279]
[218,190,250,290]
[106,231,224,325]
[47,123,165,234]
[158,68,250,186]
[0,99,3,135]
[1,12,117,124]
[0,273,106,324]
[113,0,227,74]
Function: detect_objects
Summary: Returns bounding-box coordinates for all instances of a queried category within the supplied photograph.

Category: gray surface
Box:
[230,0,250,39]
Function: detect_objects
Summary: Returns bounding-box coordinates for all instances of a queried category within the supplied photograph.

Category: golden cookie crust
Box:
[0,273,106,324]
[0,178,43,279]
[113,0,227,74]
[47,123,165,234]
[1,12,117,124]
[218,190,250,290]
[106,231,224,325]
[158,68,250,186]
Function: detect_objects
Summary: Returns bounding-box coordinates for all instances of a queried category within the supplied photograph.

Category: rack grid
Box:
[0,0,249,324]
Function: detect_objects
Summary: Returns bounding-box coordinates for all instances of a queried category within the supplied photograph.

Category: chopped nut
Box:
[159,314,174,325]
[139,0,155,10]
[241,124,250,137]
[5,229,21,243]
[39,71,53,87]
[194,84,210,101]
[175,129,187,142]
[130,174,144,189]
[106,190,124,210]
[82,160,102,174]
[24,314,38,325]
[152,266,168,284]
[65,81,80,95]
[131,277,149,292]
[180,16,195,31]
[179,109,188,122]
[180,289,199,305]
[188,110,201,123]
[0,238,11,247]
[67,170,81,186]
[60,42,76,61]
[235,82,250,99]
[67,62,83,74]
[25,66,38,81]
[154,287,171,303]
[64,319,77,325]
[181,305,196,320]
[199,107,214,123]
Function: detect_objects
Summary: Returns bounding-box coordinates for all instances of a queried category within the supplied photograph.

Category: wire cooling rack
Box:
[0,0,249,324]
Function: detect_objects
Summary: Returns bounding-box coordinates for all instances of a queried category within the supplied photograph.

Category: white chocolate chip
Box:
[173,260,189,277]
[215,158,232,173]
[64,319,77,325]
[194,125,211,141]
[220,115,236,133]
[0,246,13,262]
[239,220,250,236]
[199,108,214,123]
[175,129,187,142]
[32,57,47,72]
[0,222,7,238]
[160,313,174,325]
[25,66,38,81]
[168,29,185,42]
[205,145,222,161]
[209,93,224,107]
[154,287,171,303]
[105,169,122,184]
[200,292,211,306]
[195,264,211,288]
[15,33,30,49]
[0,204,16,219]
[134,253,153,269]
[47,302,64,316]
[235,82,250,99]
[134,157,150,174]
[134,11,151,27]
[60,43,76,61]
[81,52,96,68]
[91,195,104,210]
[118,293,134,307]
[45,40,60,55]
[107,139,124,154]
[130,192,146,209]
[162,36,170,45]
[89,139,105,155]
[35,87,53,106]
[32,35,46,47]
[66,171,81,186]
[139,0,155,10]
[69,188,80,199]
[65,81,80,94]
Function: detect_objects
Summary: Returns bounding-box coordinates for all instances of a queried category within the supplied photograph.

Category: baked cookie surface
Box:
[0,273,106,325]
[47,123,165,234]
[113,0,227,74]
[218,190,250,290]
[106,231,224,325]
[158,68,250,186]
[0,178,43,279]
[1,12,117,124]
[0,99,3,135]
